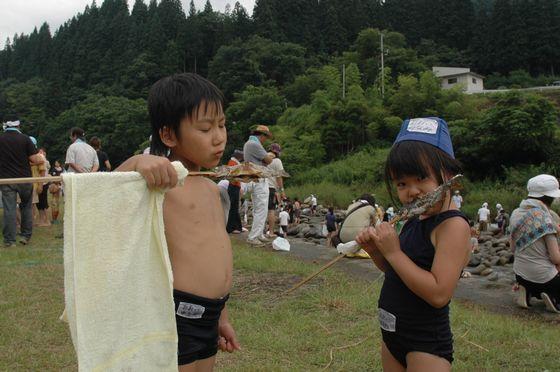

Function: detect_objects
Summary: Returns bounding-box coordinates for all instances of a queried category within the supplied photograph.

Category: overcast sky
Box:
[0,0,255,49]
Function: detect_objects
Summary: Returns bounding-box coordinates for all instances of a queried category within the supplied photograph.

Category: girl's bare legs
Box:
[381,341,405,372]
[179,355,216,372]
[406,351,451,372]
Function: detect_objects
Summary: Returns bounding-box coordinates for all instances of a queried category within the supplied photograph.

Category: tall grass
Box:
[290,147,389,186]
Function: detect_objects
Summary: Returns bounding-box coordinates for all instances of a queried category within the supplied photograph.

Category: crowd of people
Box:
[0,121,112,247]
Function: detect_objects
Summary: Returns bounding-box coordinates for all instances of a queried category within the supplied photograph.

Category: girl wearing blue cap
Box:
[356,118,471,371]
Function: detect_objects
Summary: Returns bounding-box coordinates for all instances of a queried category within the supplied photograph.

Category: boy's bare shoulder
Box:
[201,177,220,193]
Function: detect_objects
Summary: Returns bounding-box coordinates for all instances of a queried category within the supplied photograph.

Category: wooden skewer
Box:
[280,214,403,297]
[0,171,230,185]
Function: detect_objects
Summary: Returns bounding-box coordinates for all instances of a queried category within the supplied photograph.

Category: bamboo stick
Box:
[0,171,222,186]
[279,214,403,297]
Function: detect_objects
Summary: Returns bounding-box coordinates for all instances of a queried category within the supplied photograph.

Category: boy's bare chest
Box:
[163,182,222,227]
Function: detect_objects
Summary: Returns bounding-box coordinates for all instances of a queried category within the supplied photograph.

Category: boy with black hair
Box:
[117,73,240,371]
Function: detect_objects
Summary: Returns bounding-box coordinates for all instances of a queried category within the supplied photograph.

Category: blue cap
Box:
[394,117,454,158]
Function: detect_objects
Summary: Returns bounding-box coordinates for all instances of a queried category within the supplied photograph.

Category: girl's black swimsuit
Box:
[378,210,468,367]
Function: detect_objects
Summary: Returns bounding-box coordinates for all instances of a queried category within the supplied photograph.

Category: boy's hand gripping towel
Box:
[63,162,188,371]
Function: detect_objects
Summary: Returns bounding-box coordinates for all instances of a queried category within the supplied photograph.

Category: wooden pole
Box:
[280,214,404,297]
[0,171,219,186]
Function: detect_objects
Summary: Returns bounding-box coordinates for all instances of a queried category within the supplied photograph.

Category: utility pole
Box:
[380,32,385,98]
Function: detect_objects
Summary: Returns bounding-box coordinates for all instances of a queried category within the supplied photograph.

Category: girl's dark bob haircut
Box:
[148,73,224,156]
[384,141,463,205]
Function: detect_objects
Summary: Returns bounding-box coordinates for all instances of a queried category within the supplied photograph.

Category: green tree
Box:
[44,94,149,164]
[452,92,559,177]
[208,42,264,101]
[225,85,285,148]
[389,75,424,118]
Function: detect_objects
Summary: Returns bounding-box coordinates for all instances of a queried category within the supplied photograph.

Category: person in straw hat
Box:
[243,125,275,246]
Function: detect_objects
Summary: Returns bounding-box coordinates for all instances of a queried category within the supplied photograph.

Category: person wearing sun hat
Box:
[0,120,43,247]
[243,125,276,246]
[509,174,560,313]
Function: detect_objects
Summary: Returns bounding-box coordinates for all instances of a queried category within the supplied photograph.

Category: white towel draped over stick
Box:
[62,162,188,372]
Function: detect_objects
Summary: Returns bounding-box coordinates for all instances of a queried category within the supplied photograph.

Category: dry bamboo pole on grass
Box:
[279,214,404,297]
[0,171,221,186]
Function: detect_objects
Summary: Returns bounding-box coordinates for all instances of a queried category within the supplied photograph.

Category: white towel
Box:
[63,162,188,372]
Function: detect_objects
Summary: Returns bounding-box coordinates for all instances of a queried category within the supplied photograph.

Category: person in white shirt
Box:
[266,143,285,237]
[278,208,290,238]
[452,190,463,209]
[310,194,318,215]
[65,127,99,173]
[477,202,491,231]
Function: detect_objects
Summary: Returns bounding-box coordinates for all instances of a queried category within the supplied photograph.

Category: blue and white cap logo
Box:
[406,118,439,134]
[394,117,454,158]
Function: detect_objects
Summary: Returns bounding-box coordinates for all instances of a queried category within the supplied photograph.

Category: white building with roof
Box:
[432,67,485,93]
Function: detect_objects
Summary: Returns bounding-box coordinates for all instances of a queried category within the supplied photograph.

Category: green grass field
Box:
[1,220,559,371]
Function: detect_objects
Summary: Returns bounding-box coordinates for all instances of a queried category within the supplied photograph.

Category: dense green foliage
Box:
[0,0,559,180]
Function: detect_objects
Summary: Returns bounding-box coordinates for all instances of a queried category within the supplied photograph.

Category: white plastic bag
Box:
[272,237,290,252]
[321,224,328,237]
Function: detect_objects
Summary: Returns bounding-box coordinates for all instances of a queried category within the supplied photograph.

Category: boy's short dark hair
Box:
[70,127,85,138]
[148,73,224,156]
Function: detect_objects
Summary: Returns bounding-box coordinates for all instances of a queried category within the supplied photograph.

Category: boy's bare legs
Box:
[406,351,451,372]
[179,356,216,372]
[381,342,405,372]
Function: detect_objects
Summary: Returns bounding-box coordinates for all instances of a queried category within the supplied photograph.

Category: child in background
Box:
[356,117,470,371]
[49,160,64,223]
[293,197,301,224]
[117,73,239,371]
[469,220,480,252]
[325,207,337,247]
[278,207,290,238]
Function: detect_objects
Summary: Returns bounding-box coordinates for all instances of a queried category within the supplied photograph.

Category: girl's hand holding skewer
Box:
[355,227,380,257]
[371,222,401,258]
[358,222,401,259]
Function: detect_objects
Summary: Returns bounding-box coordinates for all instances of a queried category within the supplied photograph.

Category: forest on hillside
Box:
[0,0,559,179]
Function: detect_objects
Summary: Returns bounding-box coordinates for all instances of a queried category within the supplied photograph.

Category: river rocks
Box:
[469,264,486,275]
[304,225,325,239]
[487,272,499,281]
[498,256,510,266]
[480,267,493,276]
[468,227,515,270]
[468,255,481,267]
[297,225,311,238]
